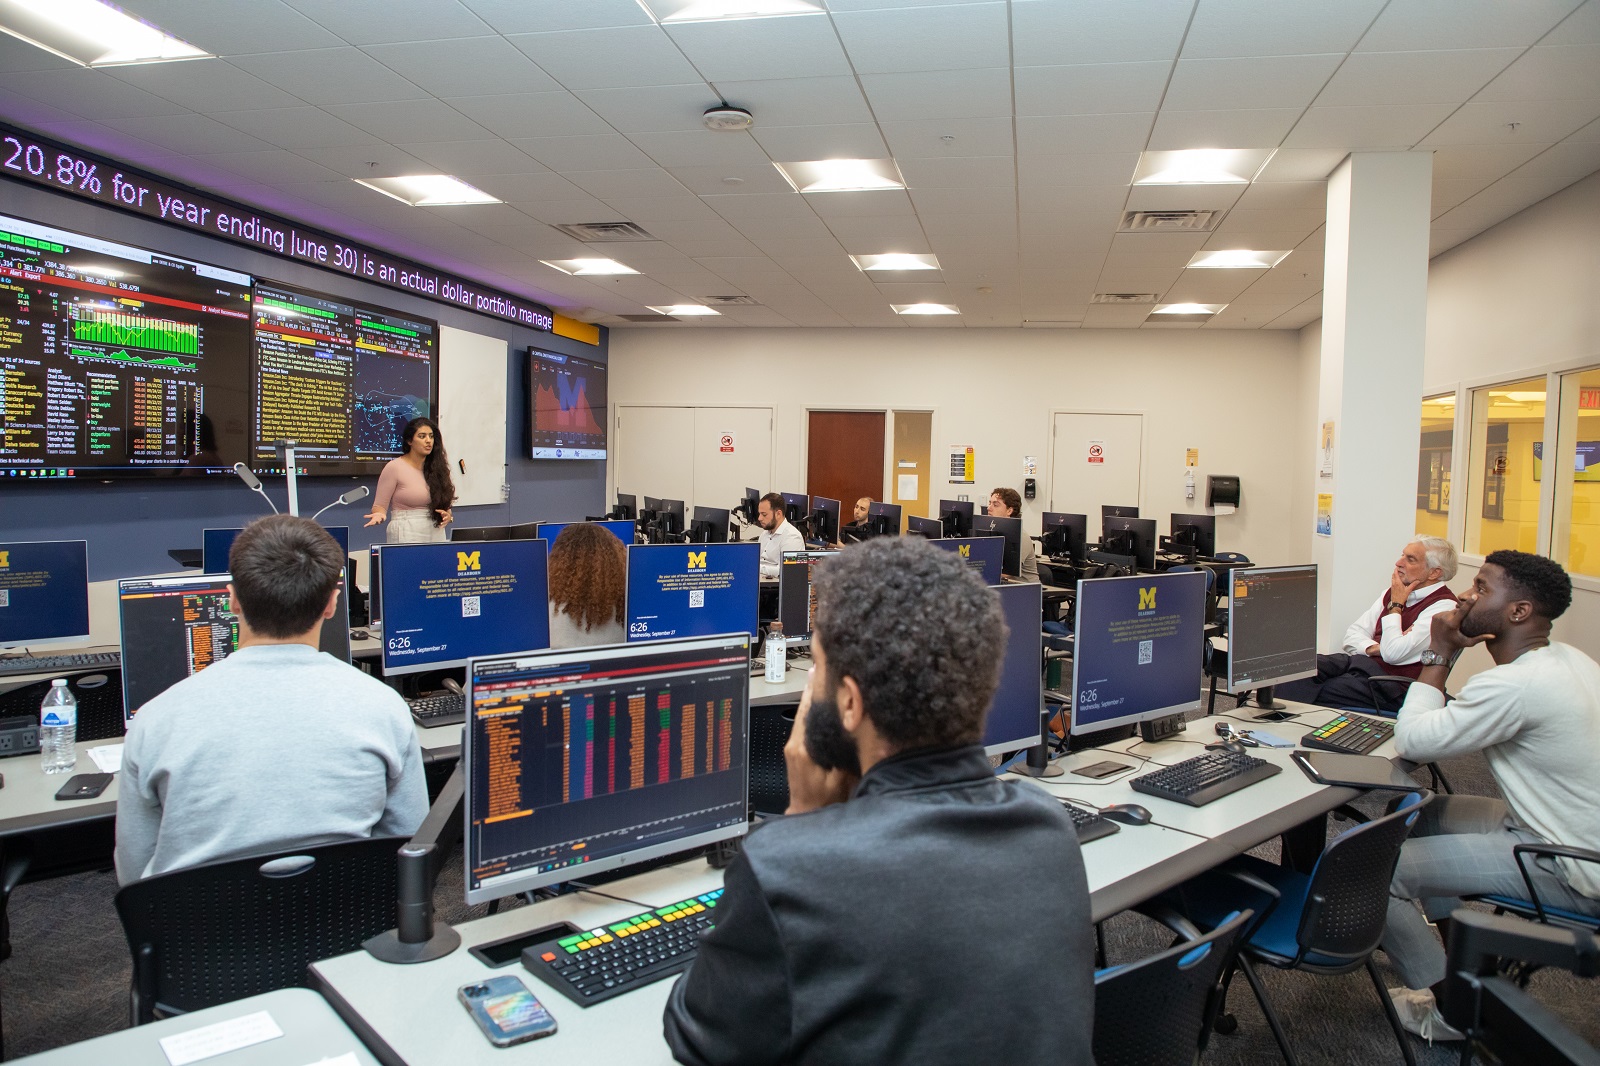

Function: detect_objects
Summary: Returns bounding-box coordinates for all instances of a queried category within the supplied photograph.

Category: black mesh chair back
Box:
[115,836,404,1023]
[748,704,795,817]
[0,672,126,741]
[1093,910,1251,1066]
[1296,792,1428,962]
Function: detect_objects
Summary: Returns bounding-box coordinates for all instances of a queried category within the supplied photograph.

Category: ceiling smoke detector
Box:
[703,106,754,131]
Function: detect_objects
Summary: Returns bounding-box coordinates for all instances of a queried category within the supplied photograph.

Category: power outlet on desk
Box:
[1138,714,1187,744]
[0,719,41,756]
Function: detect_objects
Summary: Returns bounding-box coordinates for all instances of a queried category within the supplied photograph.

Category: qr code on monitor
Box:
[0,589,7,607]
[462,596,481,618]
[689,589,705,608]
[1138,640,1153,665]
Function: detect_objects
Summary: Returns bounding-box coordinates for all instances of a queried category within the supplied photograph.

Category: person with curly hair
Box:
[547,523,627,648]
[364,416,455,543]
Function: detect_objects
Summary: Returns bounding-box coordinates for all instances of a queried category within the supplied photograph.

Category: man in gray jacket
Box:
[664,537,1094,1066]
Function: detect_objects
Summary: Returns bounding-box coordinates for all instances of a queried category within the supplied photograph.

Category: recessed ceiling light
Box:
[773,159,906,193]
[354,175,500,206]
[1492,391,1545,403]
[892,303,960,315]
[637,0,823,23]
[1187,249,1291,269]
[851,253,940,272]
[1133,149,1275,186]
[1151,303,1226,315]
[0,0,209,66]
[648,304,721,316]
[540,259,640,276]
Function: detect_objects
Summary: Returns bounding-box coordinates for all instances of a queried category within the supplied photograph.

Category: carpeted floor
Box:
[2,746,1595,1062]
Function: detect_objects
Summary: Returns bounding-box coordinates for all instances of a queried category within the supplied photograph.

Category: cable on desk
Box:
[567,882,656,911]
[1125,738,1209,765]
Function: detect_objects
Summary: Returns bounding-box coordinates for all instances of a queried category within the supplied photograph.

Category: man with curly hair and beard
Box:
[663,537,1094,1066]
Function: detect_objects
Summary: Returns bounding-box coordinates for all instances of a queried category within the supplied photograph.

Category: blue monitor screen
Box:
[1070,570,1206,734]
[379,539,550,676]
[534,520,636,546]
[626,542,759,641]
[204,525,349,574]
[0,540,90,649]
[929,536,1003,587]
[983,582,1043,755]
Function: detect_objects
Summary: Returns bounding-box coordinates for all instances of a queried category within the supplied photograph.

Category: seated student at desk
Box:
[988,486,1039,582]
[663,537,1094,1066]
[837,496,871,544]
[756,492,806,579]
[547,523,627,648]
[1380,550,1600,1042]
[115,515,428,883]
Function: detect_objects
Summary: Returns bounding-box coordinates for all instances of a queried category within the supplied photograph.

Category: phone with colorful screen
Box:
[458,975,558,1046]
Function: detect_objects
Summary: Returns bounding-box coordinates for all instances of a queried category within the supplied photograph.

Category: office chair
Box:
[748,703,796,817]
[1463,843,1600,986]
[1093,909,1252,1066]
[1213,551,1252,565]
[115,836,404,1025]
[1150,791,1432,1066]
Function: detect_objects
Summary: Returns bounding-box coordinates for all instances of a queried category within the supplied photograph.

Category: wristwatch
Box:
[1385,601,1405,613]
[1418,649,1450,667]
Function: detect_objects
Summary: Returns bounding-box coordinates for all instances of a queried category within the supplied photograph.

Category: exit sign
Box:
[1581,387,1600,410]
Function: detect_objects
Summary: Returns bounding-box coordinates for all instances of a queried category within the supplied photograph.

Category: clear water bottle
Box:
[764,623,786,684]
[40,678,77,774]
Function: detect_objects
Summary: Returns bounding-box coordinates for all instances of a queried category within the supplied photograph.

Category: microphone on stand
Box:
[233,462,280,514]
[310,484,371,523]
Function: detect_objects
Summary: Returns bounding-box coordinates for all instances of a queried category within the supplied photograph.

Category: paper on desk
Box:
[159,1010,283,1066]
[86,743,123,773]
[300,1055,360,1066]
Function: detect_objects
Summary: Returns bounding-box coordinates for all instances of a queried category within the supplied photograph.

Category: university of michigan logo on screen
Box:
[958,544,971,558]
[1138,586,1157,611]
[687,550,707,570]
[456,551,481,573]
[0,551,8,569]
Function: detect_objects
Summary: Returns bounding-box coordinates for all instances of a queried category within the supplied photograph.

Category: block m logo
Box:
[456,551,481,572]
[1138,586,1157,611]
[687,551,707,569]
[958,544,970,558]
[0,551,8,568]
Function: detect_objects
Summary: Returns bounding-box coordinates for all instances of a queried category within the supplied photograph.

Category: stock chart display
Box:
[0,212,253,478]
[528,348,606,460]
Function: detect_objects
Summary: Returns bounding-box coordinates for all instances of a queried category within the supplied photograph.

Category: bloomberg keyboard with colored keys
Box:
[1129,749,1282,807]
[522,889,723,1006]
[0,651,120,678]
[1300,712,1395,755]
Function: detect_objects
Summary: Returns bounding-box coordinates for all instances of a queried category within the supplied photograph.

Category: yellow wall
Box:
[1475,420,1542,554]
[1567,410,1600,576]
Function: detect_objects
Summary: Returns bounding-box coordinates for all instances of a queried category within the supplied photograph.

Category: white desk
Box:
[0,737,123,836]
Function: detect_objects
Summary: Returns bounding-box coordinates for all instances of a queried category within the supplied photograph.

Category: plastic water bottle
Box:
[764,623,786,684]
[40,678,77,774]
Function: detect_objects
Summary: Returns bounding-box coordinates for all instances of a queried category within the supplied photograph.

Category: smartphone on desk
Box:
[459,975,558,1047]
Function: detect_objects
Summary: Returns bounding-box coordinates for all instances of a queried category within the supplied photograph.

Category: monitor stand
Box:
[1011,741,1064,778]
[1252,684,1287,711]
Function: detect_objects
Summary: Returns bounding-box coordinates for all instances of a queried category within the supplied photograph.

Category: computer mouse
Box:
[1206,738,1248,755]
[1100,803,1152,826]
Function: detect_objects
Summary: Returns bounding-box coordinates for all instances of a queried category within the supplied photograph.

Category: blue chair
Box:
[1466,843,1600,985]
[1093,910,1251,1066]
[1152,792,1431,1066]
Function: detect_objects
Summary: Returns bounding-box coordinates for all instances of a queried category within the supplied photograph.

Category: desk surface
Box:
[0,737,123,837]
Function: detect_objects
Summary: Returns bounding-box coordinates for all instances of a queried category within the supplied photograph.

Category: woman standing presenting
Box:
[364,417,455,542]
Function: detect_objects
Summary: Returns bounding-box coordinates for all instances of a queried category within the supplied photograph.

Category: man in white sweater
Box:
[116,515,428,883]
[1381,550,1600,1041]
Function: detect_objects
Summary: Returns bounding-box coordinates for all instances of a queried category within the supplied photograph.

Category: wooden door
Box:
[807,411,885,517]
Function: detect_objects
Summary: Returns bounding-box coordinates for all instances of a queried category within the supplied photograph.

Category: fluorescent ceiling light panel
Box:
[354,175,500,206]
[774,159,906,193]
[1133,149,1274,186]
[540,259,640,276]
[1151,303,1226,315]
[0,0,208,66]
[648,304,721,316]
[892,303,960,315]
[1187,249,1291,270]
[851,253,940,272]
[638,0,823,22]
[1492,391,1545,403]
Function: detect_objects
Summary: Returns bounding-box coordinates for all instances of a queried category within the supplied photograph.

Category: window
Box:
[1416,393,1454,539]
[1551,367,1600,579]
[1464,378,1545,557]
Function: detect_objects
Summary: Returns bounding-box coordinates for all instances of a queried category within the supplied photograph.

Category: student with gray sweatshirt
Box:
[115,515,427,884]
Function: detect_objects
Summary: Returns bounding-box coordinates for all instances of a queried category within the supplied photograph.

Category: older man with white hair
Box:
[1276,535,1459,712]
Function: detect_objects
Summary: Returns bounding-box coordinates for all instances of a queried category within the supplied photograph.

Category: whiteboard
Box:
[437,325,508,507]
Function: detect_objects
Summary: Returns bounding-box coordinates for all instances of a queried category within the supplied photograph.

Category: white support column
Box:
[1313,152,1433,650]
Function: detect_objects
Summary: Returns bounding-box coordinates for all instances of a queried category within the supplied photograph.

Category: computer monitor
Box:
[1227,565,1318,693]
[867,501,901,537]
[0,540,90,650]
[1101,516,1157,572]
[807,496,840,544]
[972,513,1023,578]
[1169,513,1217,558]
[905,515,944,538]
[452,526,510,543]
[367,545,383,626]
[626,542,760,641]
[779,492,809,526]
[534,520,636,546]
[463,633,751,904]
[929,536,1004,587]
[119,570,351,719]
[778,549,838,647]
[1102,505,1139,522]
[378,539,550,676]
[1069,569,1207,735]
[736,487,760,524]
[982,582,1045,757]
[203,526,349,573]
[614,493,638,521]
[1040,512,1088,564]
[687,506,731,544]
[645,497,684,539]
[938,499,974,538]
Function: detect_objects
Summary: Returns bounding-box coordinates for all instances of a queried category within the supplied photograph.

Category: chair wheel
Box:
[1214,1013,1238,1035]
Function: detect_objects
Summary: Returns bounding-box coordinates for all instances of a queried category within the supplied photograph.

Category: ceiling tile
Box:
[1431,176,1498,214]
[1180,0,1387,59]
[600,196,721,221]
[749,238,849,258]
[1011,0,1196,65]
[229,48,429,104]
[0,69,190,120]
[1541,0,1600,44]
[475,171,589,202]
[899,156,1016,188]
[107,59,304,112]
[446,93,614,140]
[626,130,771,169]
[459,0,654,33]
[124,0,345,54]
[290,143,435,178]
[1420,99,1600,146]
[509,134,657,171]
[1162,271,1258,302]
[573,84,717,134]
[507,27,700,91]
[1315,49,1522,107]
[362,37,559,97]
[1147,108,1303,151]
[727,214,836,240]
[188,149,343,183]
[210,107,385,150]
[1253,148,1348,181]
[1165,55,1343,112]
[857,68,1014,121]
[324,100,495,143]
[1429,142,1552,180]
[661,164,793,195]
[114,113,278,155]
[393,139,544,175]
[280,0,495,45]
[750,124,890,160]
[806,190,917,219]
[1204,208,1315,242]
[880,117,1018,159]
[511,196,619,223]
[1124,182,1246,211]
[1282,103,1456,148]
[1016,153,1139,186]
[706,77,874,127]
[911,186,1016,213]
[559,169,691,198]
[664,15,851,82]
[1014,62,1172,118]
[1475,44,1600,102]
[831,3,1009,74]
[1017,113,1155,155]
[1506,140,1600,182]
[702,192,817,220]
[1356,0,1584,52]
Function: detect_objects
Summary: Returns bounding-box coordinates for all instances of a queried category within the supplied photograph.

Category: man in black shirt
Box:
[663,537,1094,1066]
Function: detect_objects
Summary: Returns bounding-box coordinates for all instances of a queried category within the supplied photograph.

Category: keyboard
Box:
[0,652,120,678]
[1062,801,1120,843]
[1301,712,1395,755]
[522,889,723,1007]
[1129,750,1282,807]
[407,692,464,728]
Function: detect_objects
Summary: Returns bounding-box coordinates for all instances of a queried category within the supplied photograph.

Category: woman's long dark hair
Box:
[402,416,455,526]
